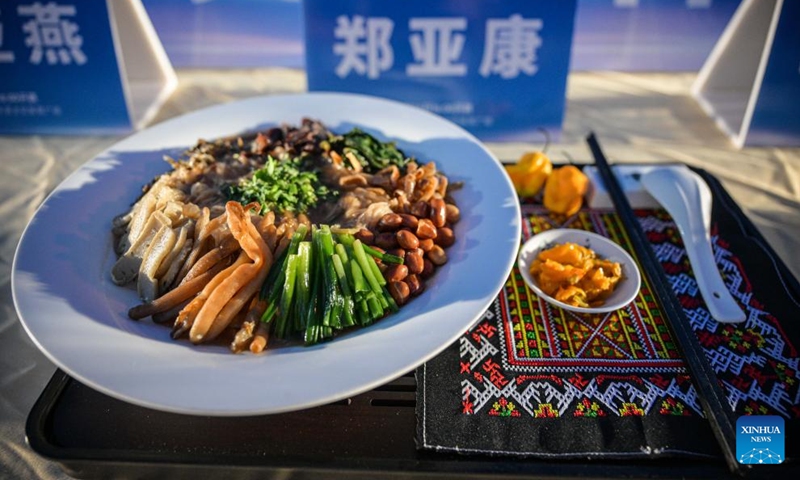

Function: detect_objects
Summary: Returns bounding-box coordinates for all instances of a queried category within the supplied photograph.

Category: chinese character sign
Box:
[479,15,543,79]
[0,0,129,133]
[19,2,87,65]
[0,8,18,63]
[407,17,468,77]
[304,0,577,142]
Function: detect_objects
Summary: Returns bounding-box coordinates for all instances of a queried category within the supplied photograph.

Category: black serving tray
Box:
[26,369,795,480]
[26,164,800,479]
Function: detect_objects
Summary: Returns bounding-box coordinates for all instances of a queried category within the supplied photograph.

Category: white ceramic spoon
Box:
[641,167,746,323]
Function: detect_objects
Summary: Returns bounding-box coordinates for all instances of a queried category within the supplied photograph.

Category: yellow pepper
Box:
[543,165,589,216]
[504,151,553,197]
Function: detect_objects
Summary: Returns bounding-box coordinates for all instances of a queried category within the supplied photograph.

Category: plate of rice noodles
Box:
[13,93,520,415]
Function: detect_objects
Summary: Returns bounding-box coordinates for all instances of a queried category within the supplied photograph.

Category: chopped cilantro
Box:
[226,156,335,215]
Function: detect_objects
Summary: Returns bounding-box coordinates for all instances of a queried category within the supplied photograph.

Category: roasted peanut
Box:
[384,264,409,283]
[410,200,429,219]
[398,213,419,230]
[375,232,398,249]
[405,248,424,274]
[377,213,403,231]
[434,227,455,247]
[355,228,375,245]
[445,203,460,224]
[396,229,420,250]
[420,258,435,279]
[418,238,434,252]
[405,274,425,297]
[416,218,438,240]
[427,245,448,266]
[388,281,411,306]
[429,197,447,228]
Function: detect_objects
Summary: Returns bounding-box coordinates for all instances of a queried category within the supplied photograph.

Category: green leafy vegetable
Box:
[259,228,400,345]
[328,128,411,172]
[226,156,335,215]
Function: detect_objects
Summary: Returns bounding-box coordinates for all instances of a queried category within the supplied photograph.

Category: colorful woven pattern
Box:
[419,169,800,458]
[459,205,799,420]
[641,209,800,419]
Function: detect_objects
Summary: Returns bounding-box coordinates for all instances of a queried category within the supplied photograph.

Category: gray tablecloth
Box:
[1,69,798,479]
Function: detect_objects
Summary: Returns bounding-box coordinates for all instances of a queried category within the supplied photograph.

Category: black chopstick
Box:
[585,133,744,476]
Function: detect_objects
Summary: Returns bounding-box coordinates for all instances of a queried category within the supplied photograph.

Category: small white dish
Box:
[517,229,641,314]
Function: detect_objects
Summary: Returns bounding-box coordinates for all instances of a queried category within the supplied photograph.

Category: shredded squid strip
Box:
[171,252,250,339]
[189,202,273,344]
[180,235,239,284]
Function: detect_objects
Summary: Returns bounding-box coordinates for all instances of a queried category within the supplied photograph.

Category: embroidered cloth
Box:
[416,169,800,459]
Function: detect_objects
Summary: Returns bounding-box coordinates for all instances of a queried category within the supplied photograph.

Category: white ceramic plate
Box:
[517,229,641,314]
[12,93,520,416]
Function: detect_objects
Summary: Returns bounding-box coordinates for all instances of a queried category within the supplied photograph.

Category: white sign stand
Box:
[691,0,784,148]
[108,0,177,130]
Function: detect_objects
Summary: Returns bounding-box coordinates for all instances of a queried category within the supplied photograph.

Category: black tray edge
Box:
[29,371,800,480]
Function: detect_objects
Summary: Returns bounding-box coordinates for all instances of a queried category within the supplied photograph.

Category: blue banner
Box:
[0,0,130,134]
[304,0,577,142]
